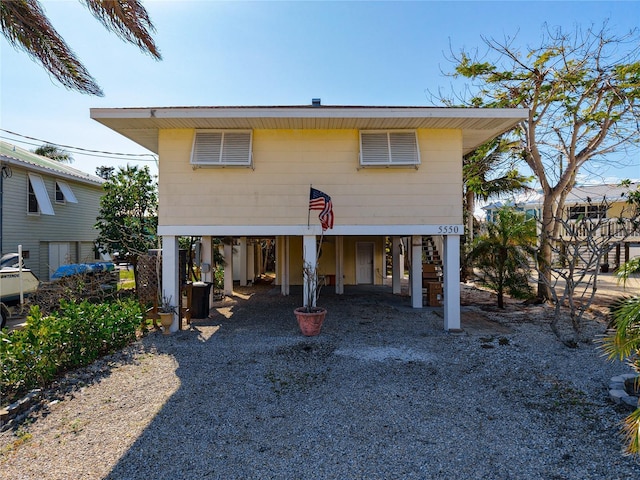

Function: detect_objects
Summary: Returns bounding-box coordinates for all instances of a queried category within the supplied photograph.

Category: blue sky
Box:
[1,0,639,181]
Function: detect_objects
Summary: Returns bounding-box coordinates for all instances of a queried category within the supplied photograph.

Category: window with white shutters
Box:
[55,180,78,204]
[191,130,253,167]
[359,131,420,167]
[27,173,55,215]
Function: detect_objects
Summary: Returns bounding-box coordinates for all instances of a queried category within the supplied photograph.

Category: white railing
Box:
[561,218,639,240]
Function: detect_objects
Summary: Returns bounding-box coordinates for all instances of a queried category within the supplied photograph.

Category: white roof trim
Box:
[56,180,78,203]
[91,106,527,120]
[90,105,528,156]
[158,224,464,237]
[28,173,55,215]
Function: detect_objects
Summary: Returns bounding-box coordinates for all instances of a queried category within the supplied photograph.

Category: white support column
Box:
[303,235,317,307]
[443,235,461,331]
[335,235,344,294]
[400,238,406,279]
[247,242,255,283]
[223,241,233,296]
[161,235,180,333]
[201,236,213,307]
[411,235,423,308]
[275,236,281,286]
[201,236,212,282]
[239,237,248,286]
[392,236,402,295]
[280,236,290,295]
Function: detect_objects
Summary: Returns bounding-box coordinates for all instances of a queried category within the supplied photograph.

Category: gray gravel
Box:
[2,283,640,479]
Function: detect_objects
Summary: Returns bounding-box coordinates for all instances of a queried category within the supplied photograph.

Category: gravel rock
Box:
[2,284,640,479]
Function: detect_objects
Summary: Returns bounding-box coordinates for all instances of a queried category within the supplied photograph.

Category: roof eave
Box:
[0,154,104,187]
[90,106,528,155]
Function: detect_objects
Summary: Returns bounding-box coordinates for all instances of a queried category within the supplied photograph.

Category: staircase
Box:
[422,236,443,278]
[422,236,443,306]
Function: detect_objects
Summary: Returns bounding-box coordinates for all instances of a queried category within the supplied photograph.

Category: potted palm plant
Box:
[158,294,177,335]
[294,259,327,336]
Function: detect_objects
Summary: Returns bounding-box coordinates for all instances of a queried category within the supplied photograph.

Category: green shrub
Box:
[0,299,143,403]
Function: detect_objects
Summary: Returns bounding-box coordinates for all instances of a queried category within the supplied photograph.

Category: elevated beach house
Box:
[91,103,527,332]
[0,141,104,281]
[483,182,640,268]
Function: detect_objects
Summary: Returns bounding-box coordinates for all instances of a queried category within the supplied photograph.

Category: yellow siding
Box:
[608,201,633,218]
[158,129,462,227]
[286,235,384,286]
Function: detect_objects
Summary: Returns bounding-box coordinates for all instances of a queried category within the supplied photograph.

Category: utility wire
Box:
[0,129,158,162]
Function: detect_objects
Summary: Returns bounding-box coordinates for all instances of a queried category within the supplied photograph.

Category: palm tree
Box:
[462,136,531,280]
[464,136,531,243]
[468,207,537,308]
[601,256,640,455]
[33,143,73,163]
[0,0,160,96]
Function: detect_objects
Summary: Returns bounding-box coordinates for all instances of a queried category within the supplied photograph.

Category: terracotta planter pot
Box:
[294,307,327,336]
[158,312,174,335]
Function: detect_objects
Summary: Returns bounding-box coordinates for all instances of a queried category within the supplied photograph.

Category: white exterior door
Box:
[356,242,374,285]
[49,242,71,275]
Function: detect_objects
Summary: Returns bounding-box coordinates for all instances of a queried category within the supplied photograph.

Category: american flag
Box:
[309,187,334,230]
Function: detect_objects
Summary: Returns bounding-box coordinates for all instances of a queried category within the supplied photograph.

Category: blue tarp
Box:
[51,262,115,280]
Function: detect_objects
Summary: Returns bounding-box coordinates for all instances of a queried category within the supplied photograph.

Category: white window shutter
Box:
[56,180,78,203]
[192,132,222,164]
[389,132,418,164]
[360,132,391,164]
[222,132,252,164]
[191,131,252,166]
[28,173,55,215]
[360,131,420,166]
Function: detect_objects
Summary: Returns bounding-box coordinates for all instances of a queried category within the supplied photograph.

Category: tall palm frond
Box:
[622,408,640,456]
[464,136,531,202]
[1,0,102,95]
[82,0,160,59]
[617,257,640,285]
[0,0,160,96]
[601,296,640,361]
[601,256,640,456]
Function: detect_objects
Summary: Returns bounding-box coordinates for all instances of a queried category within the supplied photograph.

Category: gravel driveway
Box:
[2,283,640,479]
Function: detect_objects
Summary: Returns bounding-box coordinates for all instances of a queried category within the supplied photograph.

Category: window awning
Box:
[56,180,78,203]
[28,173,55,215]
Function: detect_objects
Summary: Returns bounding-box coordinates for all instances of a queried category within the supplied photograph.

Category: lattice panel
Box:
[137,254,160,305]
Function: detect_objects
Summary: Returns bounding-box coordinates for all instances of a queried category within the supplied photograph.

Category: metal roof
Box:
[90,105,528,155]
[483,183,639,210]
[0,141,104,186]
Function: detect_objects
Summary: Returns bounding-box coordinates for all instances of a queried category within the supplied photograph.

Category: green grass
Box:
[118,268,135,290]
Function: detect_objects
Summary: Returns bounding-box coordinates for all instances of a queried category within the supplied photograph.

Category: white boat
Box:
[0,267,39,328]
[0,267,39,304]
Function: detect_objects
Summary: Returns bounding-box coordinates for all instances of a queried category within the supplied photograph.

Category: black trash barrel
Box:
[191,282,212,318]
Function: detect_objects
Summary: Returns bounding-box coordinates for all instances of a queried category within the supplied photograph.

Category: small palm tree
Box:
[1,0,160,96]
[33,143,73,163]
[601,257,640,455]
[469,207,537,308]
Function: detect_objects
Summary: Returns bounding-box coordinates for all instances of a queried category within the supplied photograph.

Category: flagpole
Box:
[307,184,312,228]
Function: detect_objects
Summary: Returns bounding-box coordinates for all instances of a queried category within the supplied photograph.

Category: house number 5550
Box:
[437,225,460,234]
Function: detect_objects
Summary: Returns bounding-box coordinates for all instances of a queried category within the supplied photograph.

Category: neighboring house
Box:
[0,141,104,281]
[483,183,640,266]
[91,102,527,331]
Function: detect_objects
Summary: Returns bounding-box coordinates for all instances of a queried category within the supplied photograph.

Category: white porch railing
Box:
[561,218,640,240]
